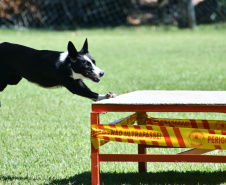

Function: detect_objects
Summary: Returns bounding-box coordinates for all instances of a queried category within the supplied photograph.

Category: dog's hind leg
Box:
[0,62,8,91]
[0,83,7,91]
[7,74,22,85]
[0,73,8,91]
[0,73,22,91]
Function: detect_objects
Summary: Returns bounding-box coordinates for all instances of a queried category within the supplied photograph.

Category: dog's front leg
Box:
[62,79,99,101]
[62,79,116,101]
[61,77,116,101]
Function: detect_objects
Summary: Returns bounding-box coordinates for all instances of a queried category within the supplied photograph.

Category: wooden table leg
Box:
[91,112,100,185]
[91,145,100,185]
[137,112,147,173]
[138,144,147,172]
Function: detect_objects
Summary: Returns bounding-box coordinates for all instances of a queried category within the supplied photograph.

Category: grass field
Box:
[0,25,226,185]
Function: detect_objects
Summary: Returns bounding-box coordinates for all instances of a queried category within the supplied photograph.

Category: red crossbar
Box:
[99,154,226,163]
[92,104,226,113]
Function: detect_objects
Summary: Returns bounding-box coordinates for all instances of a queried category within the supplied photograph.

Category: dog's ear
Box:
[80,38,88,53]
[67,41,78,58]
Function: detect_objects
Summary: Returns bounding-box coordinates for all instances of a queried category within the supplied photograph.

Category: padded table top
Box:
[94,91,226,105]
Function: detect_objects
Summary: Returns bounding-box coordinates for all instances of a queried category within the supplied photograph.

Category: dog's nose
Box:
[99,71,104,77]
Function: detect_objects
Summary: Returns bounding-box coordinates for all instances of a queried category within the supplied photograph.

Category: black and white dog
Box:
[0,39,116,101]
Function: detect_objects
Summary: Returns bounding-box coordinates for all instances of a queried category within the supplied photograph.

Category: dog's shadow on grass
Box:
[50,171,226,185]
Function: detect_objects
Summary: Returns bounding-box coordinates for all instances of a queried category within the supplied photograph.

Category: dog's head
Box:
[64,39,104,83]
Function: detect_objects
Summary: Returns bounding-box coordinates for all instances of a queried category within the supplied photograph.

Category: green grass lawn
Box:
[0,25,226,185]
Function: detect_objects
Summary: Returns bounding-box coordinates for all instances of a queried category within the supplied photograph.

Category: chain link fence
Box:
[0,0,225,29]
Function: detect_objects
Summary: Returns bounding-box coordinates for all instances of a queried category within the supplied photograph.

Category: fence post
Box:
[178,0,196,29]
[187,0,196,29]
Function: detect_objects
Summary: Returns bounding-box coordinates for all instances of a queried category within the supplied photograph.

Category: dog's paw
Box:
[97,91,117,101]
[106,91,117,99]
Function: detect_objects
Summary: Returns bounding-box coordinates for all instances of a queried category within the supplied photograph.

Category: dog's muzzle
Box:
[93,71,104,83]
[87,70,104,83]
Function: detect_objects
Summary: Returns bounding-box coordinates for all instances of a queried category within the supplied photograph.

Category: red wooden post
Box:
[91,112,100,185]
[138,144,147,172]
[137,112,147,173]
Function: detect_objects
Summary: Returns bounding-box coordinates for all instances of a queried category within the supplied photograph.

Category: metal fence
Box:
[0,0,225,29]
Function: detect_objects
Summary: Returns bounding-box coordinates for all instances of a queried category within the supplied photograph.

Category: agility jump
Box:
[91,90,226,185]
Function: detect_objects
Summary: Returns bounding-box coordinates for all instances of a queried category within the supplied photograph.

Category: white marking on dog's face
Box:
[84,55,92,63]
[59,51,68,62]
[83,55,103,78]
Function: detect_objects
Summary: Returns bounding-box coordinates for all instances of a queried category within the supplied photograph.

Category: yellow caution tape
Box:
[91,113,226,150]
[91,113,137,147]
[146,114,226,130]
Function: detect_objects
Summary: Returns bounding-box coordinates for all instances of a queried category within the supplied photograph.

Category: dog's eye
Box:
[85,62,91,67]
